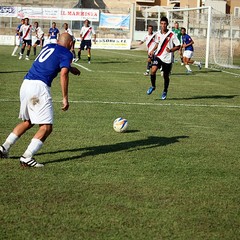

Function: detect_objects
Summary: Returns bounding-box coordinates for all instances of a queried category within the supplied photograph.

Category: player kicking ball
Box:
[147,17,180,100]
[0,33,80,167]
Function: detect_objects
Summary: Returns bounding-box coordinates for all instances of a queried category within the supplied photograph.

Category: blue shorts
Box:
[80,40,91,50]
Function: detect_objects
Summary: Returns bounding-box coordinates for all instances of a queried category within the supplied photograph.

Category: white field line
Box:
[73,62,92,72]
[1,99,239,109]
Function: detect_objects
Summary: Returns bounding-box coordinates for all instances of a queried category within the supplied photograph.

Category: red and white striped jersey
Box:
[80,26,95,40]
[19,24,33,40]
[142,33,156,54]
[154,30,180,63]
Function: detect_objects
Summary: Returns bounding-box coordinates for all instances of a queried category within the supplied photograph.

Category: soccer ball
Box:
[113,117,128,133]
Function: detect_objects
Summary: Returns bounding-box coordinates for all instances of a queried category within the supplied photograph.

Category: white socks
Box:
[185,64,192,71]
[23,138,43,159]
[12,46,18,55]
[2,133,19,151]
[193,61,200,65]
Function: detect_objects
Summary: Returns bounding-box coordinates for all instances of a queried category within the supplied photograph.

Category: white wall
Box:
[205,0,226,13]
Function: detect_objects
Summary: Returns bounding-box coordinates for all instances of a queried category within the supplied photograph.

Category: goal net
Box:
[167,6,240,69]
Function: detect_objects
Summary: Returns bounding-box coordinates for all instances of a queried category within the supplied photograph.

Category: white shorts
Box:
[19,80,53,124]
[15,36,22,46]
[183,50,194,59]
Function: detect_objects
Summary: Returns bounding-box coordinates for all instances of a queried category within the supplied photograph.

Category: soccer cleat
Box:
[74,58,79,62]
[186,70,192,74]
[181,62,184,66]
[0,145,8,158]
[198,62,202,70]
[147,86,155,95]
[20,156,44,168]
[19,54,23,60]
[25,56,30,61]
[12,54,17,56]
[144,71,149,76]
[161,92,167,100]
[88,61,91,64]
[160,71,164,77]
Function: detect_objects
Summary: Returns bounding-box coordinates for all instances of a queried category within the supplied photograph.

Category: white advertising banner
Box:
[75,38,131,50]
[0,6,17,17]
[60,9,99,22]
[0,35,15,45]
[16,7,99,22]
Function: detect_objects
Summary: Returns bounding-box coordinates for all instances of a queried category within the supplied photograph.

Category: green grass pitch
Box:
[0,45,240,239]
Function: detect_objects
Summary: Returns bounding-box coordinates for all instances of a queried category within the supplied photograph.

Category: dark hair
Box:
[148,25,153,29]
[24,18,29,21]
[52,22,56,25]
[160,16,168,25]
[181,27,186,31]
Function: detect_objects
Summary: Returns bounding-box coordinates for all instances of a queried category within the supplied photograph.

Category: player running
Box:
[147,17,180,100]
[78,19,96,64]
[32,22,44,56]
[181,27,202,73]
[139,25,156,76]
[11,19,24,56]
[0,33,80,167]
[18,18,33,60]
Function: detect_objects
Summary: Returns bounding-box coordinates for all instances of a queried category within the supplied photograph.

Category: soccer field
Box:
[0,45,240,239]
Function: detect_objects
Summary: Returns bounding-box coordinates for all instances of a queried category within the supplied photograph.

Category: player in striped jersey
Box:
[18,18,33,60]
[32,22,44,56]
[78,19,96,64]
[147,17,180,100]
[139,25,156,76]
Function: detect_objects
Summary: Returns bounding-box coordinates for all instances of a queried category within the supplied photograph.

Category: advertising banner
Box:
[75,38,131,50]
[60,9,99,22]
[0,6,17,17]
[16,7,99,22]
[99,13,130,29]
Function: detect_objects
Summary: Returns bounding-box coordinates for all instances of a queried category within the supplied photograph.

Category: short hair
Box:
[84,19,90,24]
[181,27,186,31]
[52,22,56,25]
[64,23,68,27]
[148,25,153,29]
[24,18,29,21]
[160,16,169,25]
[34,21,38,24]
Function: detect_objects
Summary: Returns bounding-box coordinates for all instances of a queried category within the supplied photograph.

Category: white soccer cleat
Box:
[88,61,91,64]
[19,54,23,60]
[11,54,17,56]
[25,56,30,61]
[20,156,44,168]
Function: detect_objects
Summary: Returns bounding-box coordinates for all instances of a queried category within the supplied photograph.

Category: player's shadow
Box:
[0,70,27,74]
[168,94,238,101]
[43,135,189,165]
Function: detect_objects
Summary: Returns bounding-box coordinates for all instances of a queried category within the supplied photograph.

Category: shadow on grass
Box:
[167,95,238,101]
[0,71,27,74]
[41,135,189,165]
[170,69,221,76]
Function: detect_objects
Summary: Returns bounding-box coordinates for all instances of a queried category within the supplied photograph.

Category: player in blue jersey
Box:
[181,27,202,73]
[11,19,24,56]
[48,22,60,44]
[0,33,80,167]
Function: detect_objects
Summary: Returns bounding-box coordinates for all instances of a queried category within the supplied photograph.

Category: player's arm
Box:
[166,45,180,53]
[149,42,158,57]
[60,67,69,111]
[183,38,194,48]
[93,33,96,44]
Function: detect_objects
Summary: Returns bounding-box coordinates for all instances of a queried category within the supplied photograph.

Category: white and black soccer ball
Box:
[113,117,128,133]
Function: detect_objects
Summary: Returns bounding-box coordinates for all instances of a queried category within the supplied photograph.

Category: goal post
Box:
[167,6,239,69]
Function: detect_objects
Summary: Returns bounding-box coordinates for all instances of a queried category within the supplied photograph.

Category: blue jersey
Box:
[16,24,22,36]
[24,44,73,87]
[182,34,194,51]
[49,27,59,39]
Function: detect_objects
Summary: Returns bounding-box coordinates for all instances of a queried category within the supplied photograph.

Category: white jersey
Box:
[64,28,75,40]
[80,26,95,40]
[19,24,33,40]
[35,27,44,40]
[142,33,156,54]
[154,30,180,63]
